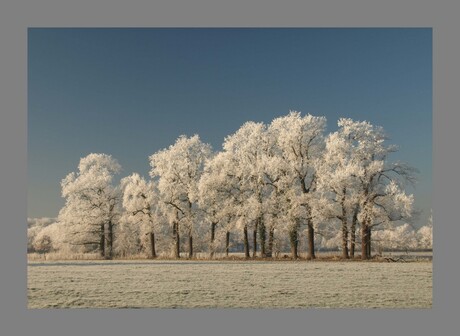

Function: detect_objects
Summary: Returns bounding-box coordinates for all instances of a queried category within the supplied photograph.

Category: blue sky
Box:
[28,28,432,226]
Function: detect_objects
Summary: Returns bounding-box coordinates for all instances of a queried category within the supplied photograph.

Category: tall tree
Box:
[316,130,362,259]
[222,121,272,257]
[263,127,298,258]
[335,118,415,259]
[199,150,251,258]
[120,173,158,258]
[58,153,121,259]
[149,135,212,259]
[269,111,326,260]
[198,151,238,259]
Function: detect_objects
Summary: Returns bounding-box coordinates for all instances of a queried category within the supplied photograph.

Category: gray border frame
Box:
[1,0,458,335]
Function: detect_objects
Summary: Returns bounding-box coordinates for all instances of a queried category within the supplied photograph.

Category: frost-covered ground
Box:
[28,260,432,308]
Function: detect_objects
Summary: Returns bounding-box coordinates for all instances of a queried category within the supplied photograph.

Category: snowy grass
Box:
[27,250,433,261]
[27,252,103,261]
[28,260,432,308]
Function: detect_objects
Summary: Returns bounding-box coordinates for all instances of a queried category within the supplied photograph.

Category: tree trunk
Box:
[341,220,349,259]
[350,207,358,258]
[267,226,274,258]
[149,232,156,259]
[300,178,315,260]
[188,234,193,259]
[289,227,298,260]
[361,193,371,260]
[361,221,369,260]
[340,224,349,259]
[340,188,349,259]
[258,217,266,257]
[306,222,315,260]
[252,220,258,258]
[210,222,217,259]
[99,224,105,258]
[187,200,193,259]
[243,225,250,258]
[367,227,372,258]
[105,221,113,260]
[225,231,230,257]
[173,221,180,259]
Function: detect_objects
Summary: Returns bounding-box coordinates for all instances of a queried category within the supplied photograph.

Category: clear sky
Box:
[28,28,432,226]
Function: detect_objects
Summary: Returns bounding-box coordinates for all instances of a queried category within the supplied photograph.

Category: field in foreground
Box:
[28,260,432,308]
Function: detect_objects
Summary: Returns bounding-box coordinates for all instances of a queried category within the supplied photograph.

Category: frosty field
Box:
[28,260,432,309]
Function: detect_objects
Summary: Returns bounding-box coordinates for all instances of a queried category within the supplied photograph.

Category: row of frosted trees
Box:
[56,112,418,260]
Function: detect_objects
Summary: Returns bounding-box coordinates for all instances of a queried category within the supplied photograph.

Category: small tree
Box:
[417,213,433,250]
[27,217,56,253]
[33,234,53,254]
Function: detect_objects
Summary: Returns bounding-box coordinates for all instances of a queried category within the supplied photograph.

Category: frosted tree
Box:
[149,135,212,258]
[262,128,300,258]
[199,147,253,257]
[27,217,56,253]
[336,119,416,259]
[264,121,304,258]
[58,153,121,259]
[417,226,433,250]
[417,213,433,249]
[373,223,418,252]
[28,226,41,253]
[263,174,290,258]
[33,233,53,254]
[222,121,274,257]
[269,111,326,259]
[120,173,158,258]
[198,151,237,258]
[31,221,70,254]
[316,128,363,258]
